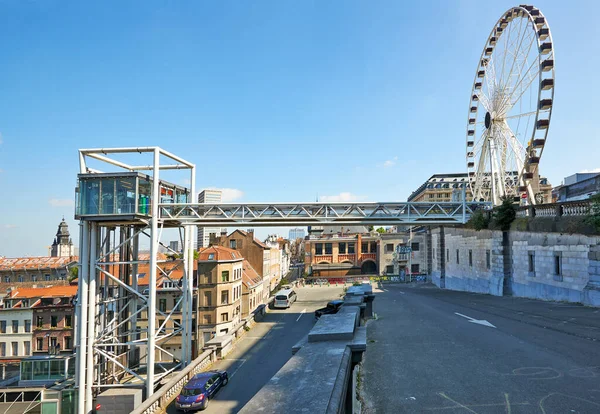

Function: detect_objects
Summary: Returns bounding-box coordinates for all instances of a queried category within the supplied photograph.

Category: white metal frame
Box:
[76,148,196,414]
[75,147,488,413]
[467,5,555,205]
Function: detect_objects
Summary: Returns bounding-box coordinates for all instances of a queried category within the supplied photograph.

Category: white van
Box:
[273,289,297,309]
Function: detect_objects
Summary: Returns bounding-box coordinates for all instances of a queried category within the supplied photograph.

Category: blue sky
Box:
[0,1,598,256]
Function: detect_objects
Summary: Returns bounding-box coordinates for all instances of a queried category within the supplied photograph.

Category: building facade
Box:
[241,260,263,318]
[408,172,552,204]
[210,230,272,301]
[288,228,306,241]
[0,257,75,292]
[0,308,33,361]
[378,231,428,276]
[196,246,243,347]
[2,286,77,357]
[304,232,379,277]
[553,173,600,202]
[197,189,223,248]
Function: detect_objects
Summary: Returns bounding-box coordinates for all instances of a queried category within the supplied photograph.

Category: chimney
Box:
[247,229,254,235]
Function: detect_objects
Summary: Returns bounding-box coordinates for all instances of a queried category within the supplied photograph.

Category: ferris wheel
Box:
[466,4,555,205]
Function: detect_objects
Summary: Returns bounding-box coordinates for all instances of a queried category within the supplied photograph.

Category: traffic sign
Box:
[396,245,412,254]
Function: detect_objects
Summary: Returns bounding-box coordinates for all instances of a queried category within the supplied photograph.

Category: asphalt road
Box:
[167,285,344,414]
[362,283,600,413]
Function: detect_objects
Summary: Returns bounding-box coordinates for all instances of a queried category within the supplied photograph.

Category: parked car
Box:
[175,370,228,412]
[315,300,344,319]
[273,288,298,309]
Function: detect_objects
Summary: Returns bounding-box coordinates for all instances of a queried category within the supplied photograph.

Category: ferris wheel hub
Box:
[485,112,492,129]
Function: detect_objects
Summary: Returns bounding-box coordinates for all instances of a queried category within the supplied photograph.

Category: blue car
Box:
[175,370,229,412]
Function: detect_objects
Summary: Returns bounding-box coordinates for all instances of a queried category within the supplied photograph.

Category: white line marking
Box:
[296,308,307,321]
[228,358,247,379]
[455,312,496,328]
[398,291,405,295]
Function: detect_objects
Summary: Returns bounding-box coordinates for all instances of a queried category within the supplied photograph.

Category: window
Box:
[324,243,332,255]
[174,319,181,329]
[361,242,368,253]
[348,243,355,254]
[486,250,491,270]
[204,292,212,307]
[411,264,420,274]
[37,338,44,351]
[158,320,165,334]
[230,240,237,249]
[11,342,17,356]
[221,291,229,305]
[64,337,72,350]
[51,316,58,328]
[37,316,43,328]
[12,320,18,333]
[25,320,31,333]
[386,265,394,274]
[3,276,9,283]
[554,254,562,276]
[411,243,420,251]
[208,253,215,260]
[0,321,6,334]
[221,312,229,322]
[446,249,449,262]
[18,275,24,283]
[338,242,346,254]
[370,241,377,253]
[456,249,460,264]
[24,341,30,355]
[32,275,37,282]
[0,343,4,356]
[159,299,167,313]
[22,299,29,307]
[385,244,394,254]
[45,274,51,281]
[50,337,58,351]
[221,271,229,282]
[469,250,473,267]
[315,243,323,255]
[204,315,211,324]
[528,252,535,275]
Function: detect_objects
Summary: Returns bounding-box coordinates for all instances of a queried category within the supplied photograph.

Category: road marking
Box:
[437,392,479,414]
[398,291,405,294]
[228,358,247,379]
[454,312,496,328]
[296,308,306,321]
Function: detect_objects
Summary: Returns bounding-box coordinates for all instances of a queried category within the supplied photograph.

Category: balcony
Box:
[313,255,333,264]
[337,254,356,263]
[361,253,377,261]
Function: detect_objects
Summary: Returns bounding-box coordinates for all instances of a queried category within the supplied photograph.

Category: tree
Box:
[368,225,374,232]
[68,266,78,282]
[493,196,516,231]
[376,227,386,234]
[469,210,489,231]
[585,194,600,231]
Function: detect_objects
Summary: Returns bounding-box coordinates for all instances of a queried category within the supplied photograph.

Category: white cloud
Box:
[204,188,244,202]
[3,224,17,229]
[49,198,74,207]
[580,168,600,174]
[382,156,398,168]
[320,192,368,202]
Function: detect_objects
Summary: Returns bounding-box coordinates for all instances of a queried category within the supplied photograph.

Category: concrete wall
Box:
[432,227,600,306]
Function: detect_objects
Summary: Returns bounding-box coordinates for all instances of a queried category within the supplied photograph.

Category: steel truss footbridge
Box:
[74,147,488,413]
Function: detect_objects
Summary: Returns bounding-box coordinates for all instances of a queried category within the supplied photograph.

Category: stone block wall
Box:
[442,228,504,296]
[431,226,600,306]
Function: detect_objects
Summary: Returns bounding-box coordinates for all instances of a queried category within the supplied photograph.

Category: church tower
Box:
[50,218,75,258]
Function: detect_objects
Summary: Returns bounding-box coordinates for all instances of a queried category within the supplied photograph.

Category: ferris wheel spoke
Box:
[509,64,541,108]
[504,110,538,120]
[499,123,526,175]
[475,90,492,112]
[501,22,537,109]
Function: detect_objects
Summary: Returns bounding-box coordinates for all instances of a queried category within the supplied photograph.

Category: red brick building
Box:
[8,286,78,355]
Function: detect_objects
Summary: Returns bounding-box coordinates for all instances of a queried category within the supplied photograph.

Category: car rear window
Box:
[276,295,288,300]
[181,388,203,396]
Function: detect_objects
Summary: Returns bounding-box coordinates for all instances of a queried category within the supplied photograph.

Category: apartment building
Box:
[241,260,264,318]
[196,246,243,347]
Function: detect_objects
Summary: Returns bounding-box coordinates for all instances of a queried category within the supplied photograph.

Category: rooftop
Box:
[242,260,262,288]
[0,257,77,271]
[8,285,78,300]
[198,245,243,262]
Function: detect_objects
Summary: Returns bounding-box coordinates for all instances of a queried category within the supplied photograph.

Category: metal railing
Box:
[131,349,215,414]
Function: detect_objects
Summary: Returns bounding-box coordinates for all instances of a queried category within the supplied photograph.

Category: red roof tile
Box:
[9,285,78,299]
[242,260,262,288]
[0,257,77,271]
[198,246,242,262]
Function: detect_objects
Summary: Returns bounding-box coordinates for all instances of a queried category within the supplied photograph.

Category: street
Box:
[362,283,600,413]
[167,285,344,414]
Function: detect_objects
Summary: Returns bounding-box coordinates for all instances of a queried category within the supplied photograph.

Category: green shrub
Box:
[585,194,600,231]
[468,210,489,230]
[492,196,516,231]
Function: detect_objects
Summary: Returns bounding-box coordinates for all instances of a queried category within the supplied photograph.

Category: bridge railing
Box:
[516,199,592,218]
[130,349,215,414]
